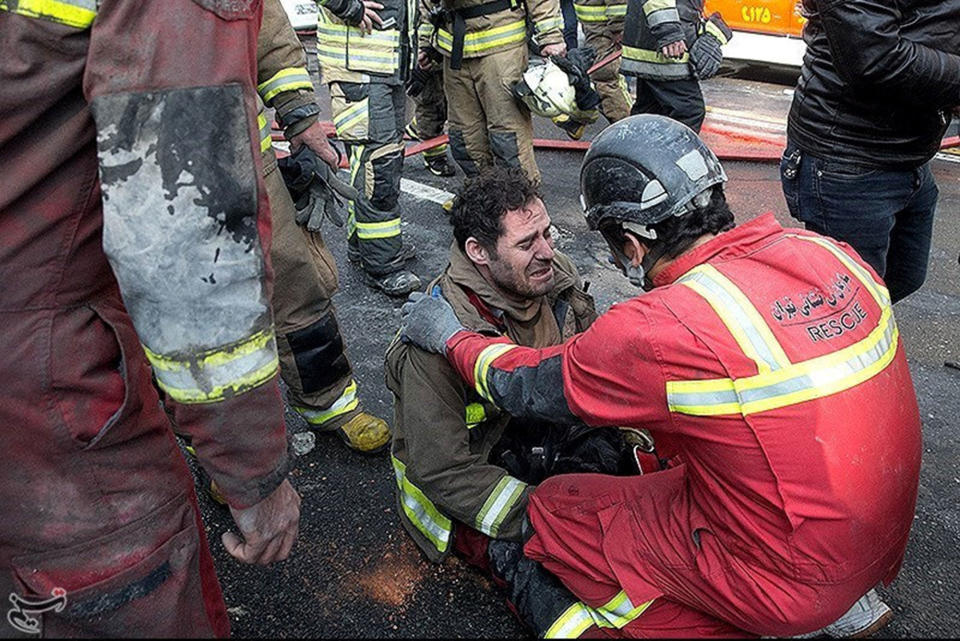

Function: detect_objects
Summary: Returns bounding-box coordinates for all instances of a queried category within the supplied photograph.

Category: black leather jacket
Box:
[787,0,960,168]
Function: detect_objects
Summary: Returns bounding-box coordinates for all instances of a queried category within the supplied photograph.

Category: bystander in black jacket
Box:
[788,0,960,168]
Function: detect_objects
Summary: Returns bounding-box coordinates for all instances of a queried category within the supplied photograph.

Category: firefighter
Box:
[620,0,731,132]
[258,0,390,452]
[0,1,300,636]
[399,115,922,637]
[405,0,458,177]
[568,0,631,128]
[387,166,654,636]
[315,0,421,296]
[422,0,567,182]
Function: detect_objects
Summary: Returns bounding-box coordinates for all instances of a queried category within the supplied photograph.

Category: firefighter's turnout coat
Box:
[438,215,922,636]
[386,245,596,561]
[0,0,289,635]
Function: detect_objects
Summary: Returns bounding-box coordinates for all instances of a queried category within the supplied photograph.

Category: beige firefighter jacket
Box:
[317,0,417,85]
[573,0,627,35]
[419,0,565,59]
[385,244,596,562]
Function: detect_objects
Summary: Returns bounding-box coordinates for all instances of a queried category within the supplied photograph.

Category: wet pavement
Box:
[196,69,960,638]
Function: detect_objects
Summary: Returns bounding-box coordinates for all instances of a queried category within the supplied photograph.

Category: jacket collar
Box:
[654,213,784,287]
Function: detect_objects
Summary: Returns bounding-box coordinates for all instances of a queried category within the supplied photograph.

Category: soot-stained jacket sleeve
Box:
[820,0,960,107]
[84,0,289,509]
[399,347,532,541]
[446,298,671,429]
[527,0,565,48]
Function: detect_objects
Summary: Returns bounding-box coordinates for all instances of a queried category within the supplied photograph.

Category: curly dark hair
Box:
[450,166,541,254]
[650,187,735,258]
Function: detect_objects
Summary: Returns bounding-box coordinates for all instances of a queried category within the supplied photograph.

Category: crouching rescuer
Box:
[399,115,922,637]
[386,167,656,637]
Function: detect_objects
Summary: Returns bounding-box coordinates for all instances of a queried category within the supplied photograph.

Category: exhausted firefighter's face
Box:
[484,197,557,299]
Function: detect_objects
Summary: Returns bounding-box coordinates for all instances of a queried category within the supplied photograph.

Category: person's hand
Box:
[418,50,433,70]
[222,479,301,565]
[400,287,466,354]
[289,121,339,170]
[540,43,567,58]
[360,0,384,34]
[661,39,687,58]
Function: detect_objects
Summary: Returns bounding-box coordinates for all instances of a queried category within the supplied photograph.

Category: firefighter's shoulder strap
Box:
[448,0,522,69]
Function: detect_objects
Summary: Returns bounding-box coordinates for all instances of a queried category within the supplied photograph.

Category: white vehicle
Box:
[281,0,319,32]
[705,0,806,68]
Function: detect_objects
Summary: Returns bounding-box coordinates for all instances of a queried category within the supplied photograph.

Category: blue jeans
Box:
[780,142,939,303]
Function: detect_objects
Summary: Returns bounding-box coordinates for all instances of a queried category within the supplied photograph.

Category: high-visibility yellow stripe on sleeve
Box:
[1,0,96,28]
[534,16,564,34]
[643,0,677,15]
[606,3,627,19]
[704,19,729,44]
[475,476,527,537]
[392,456,453,553]
[258,67,314,103]
[573,3,607,22]
[473,343,518,402]
[145,329,279,404]
[594,591,654,629]
[545,603,596,639]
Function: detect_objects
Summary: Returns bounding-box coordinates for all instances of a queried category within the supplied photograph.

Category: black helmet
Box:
[579,115,726,238]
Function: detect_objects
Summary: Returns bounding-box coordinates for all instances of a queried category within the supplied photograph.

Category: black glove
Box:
[328,0,365,26]
[690,13,732,79]
[551,47,602,111]
[406,65,431,98]
[277,146,356,232]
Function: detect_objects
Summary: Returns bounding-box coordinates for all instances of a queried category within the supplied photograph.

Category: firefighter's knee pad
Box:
[285,307,350,395]
[367,144,404,212]
[448,128,480,176]
[488,130,522,169]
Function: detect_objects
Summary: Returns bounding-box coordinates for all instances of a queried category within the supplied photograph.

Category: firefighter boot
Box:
[365,269,422,298]
[487,540,588,637]
[552,114,587,141]
[336,412,391,454]
[422,148,457,177]
[348,240,417,267]
[798,589,893,639]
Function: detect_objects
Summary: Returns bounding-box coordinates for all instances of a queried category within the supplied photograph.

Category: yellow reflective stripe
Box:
[392,456,453,552]
[473,343,518,402]
[145,329,279,404]
[606,3,627,18]
[258,67,314,103]
[0,0,96,28]
[643,0,677,15]
[423,143,449,158]
[418,23,435,37]
[622,45,690,64]
[293,380,359,425]
[333,98,369,136]
[465,401,486,428]
[475,476,527,537]
[318,23,401,45]
[355,217,401,239]
[436,20,527,55]
[679,264,791,373]
[534,16,564,33]
[257,111,272,152]
[573,4,607,22]
[545,603,596,638]
[595,591,654,628]
[788,235,890,307]
[668,270,899,416]
[704,20,728,44]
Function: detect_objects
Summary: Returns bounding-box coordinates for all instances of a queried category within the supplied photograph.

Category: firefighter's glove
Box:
[399,286,466,355]
[332,0,366,26]
[407,66,431,98]
[551,48,602,111]
[690,13,731,79]
[277,146,356,232]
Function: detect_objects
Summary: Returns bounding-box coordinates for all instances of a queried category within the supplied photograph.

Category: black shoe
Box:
[364,269,422,297]
[423,153,457,177]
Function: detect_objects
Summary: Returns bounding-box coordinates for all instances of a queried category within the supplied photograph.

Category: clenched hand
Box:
[223,479,301,565]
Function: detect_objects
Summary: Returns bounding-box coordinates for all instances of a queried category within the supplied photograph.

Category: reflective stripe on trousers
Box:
[392,455,453,553]
[667,235,897,417]
[293,379,359,426]
[545,591,655,638]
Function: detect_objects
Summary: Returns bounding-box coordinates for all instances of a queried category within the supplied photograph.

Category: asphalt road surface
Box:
[194,70,960,638]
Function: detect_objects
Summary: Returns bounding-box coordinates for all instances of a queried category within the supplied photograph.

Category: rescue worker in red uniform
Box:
[399,115,923,638]
[1,0,299,635]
